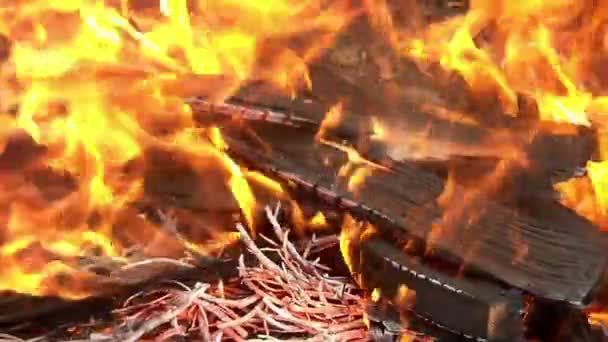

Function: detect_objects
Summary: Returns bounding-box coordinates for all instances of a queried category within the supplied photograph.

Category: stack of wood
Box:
[2,3,608,342]
[189,13,608,341]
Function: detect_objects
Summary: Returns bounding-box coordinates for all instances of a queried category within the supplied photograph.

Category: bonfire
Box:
[2,1,608,341]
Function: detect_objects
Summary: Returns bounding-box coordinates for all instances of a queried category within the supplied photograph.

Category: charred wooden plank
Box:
[0,252,240,326]
[230,81,328,123]
[190,93,594,186]
[202,82,590,207]
[142,147,243,212]
[366,301,462,342]
[187,97,320,130]
[357,238,525,341]
[196,12,595,178]
[0,293,112,333]
[525,300,605,342]
[222,127,608,305]
[307,63,596,175]
[201,72,595,181]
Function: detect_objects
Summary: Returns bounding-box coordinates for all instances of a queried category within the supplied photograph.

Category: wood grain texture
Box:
[224,65,596,180]
[224,125,608,305]
[358,238,525,341]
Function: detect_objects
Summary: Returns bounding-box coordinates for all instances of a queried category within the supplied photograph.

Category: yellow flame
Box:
[367,0,608,229]
[0,0,353,297]
[315,102,344,141]
[309,211,328,228]
[339,214,361,277]
[371,288,382,302]
[588,161,608,214]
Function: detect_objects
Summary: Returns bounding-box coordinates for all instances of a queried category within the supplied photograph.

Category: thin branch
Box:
[235,223,287,278]
[118,283,209,342]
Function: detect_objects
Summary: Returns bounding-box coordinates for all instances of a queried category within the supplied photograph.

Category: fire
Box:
[555,162,608,230]
[587,160,608,213]
[314,102,391,195]
[0,0,352,297]
[320,137,390,196]
[370,287,382,302]
[309,211,328,227]
[398,0,599,123]
[361,1,608,324]
[315,101,344,142]
[396,284,416,310]
[339,214,363,281]
[588,311,608,327]
[4,2,608,332]
[359,1,608,231]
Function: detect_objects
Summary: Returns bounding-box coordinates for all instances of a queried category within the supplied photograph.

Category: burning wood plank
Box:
[308,63,596,174]
[0,252,237,326]
[355,237,525,341]
[188,96,320,130]
[190,74,596,184]
[221,125,608,306]
[210,14,595,174]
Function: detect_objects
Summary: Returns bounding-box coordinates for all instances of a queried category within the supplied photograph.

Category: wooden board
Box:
[366,301,464,342]
[223,125,608,305]
[0,251,242,327]
[358,238,524,341]
[223,69,596,181]
[188,97,590,210]
[248,11,596,173]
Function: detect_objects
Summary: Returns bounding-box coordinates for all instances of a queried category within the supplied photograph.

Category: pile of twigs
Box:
[1,206,368,342]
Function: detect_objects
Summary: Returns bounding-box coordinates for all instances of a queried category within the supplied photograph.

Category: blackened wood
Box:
[217,72,596,180]
[308,63,596,173]
[142,147,242,212]
[230,81,328,123]
[366,301,461,342]
[188,97,320,130]
[358,238,524,341]
[211,11,595,177]
[222,127,608,305]
[525,301,604,342]
[0,33,10,62]
[0,293,112,333]
[0,130,47,171]
[399,156,559,207]
[188,96,591,205]
[0,251,241,326]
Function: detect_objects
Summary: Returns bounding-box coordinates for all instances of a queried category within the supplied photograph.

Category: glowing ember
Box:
[309,211,328,228]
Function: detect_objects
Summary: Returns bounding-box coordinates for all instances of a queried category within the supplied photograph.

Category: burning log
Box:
[221,124,608,306]
[189,91,594,190]
[366,301,464,341]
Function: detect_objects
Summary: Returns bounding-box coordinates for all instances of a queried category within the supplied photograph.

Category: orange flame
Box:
[0,0,353,297]
[315,101,344,142]
[360,0,608,231]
